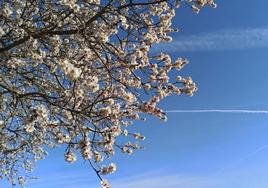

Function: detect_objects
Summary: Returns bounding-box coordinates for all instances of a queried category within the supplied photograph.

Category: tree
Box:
[0,0,216,187]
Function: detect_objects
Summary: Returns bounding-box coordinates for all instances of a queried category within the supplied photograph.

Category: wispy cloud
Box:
[27,169,222,188]
[111,173,221,188]
[165,109,268,114]
[154,27,268,52]
[215,145,268,175]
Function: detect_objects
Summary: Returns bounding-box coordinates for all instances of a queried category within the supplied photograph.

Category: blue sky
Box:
[2,1,268,188]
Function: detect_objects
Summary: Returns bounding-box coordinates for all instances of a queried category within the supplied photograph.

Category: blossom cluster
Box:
[0,0,216,187]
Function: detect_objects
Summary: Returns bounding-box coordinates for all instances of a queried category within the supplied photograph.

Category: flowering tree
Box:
[0,0,216,187]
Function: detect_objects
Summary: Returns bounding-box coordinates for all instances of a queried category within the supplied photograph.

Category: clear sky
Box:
[2,1,268,188]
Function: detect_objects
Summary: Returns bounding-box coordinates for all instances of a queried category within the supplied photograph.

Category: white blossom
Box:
[65,152,77,163]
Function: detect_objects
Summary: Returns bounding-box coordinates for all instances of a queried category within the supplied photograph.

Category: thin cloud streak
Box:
[165,109,268,114]
[215,145,268,175]
[108,170,223,188]
[27,170,222,188]
[111,174,221,188]
[154,27,268,52]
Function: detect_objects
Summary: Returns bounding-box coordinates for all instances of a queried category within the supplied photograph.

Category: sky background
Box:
[2,1,268,188]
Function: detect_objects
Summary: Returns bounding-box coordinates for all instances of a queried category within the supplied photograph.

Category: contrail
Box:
[165,110,268,114]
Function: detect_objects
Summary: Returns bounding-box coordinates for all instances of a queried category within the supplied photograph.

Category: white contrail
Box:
[165,110,268,114]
